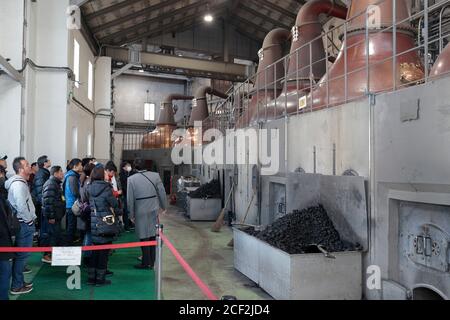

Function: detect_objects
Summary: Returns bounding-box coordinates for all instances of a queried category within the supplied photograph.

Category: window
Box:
[74,39,80,88]
[72,127,78,158]
[144,103,156,121]
[87,133,92,156]
[88,61,93,100]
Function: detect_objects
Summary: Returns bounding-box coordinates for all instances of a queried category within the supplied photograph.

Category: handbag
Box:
[91,197,119,238]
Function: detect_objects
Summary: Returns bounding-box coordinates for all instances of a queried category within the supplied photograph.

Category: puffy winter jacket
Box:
[87,181,122,244]
[32,168,50,204]
[42,176,66,221]
[5,175,36,225]
[0,198,14,260]
[64,170,80,209]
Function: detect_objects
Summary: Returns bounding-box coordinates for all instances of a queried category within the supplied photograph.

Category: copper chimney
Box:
[311,0,424,109]
[237,28,290,128]
[189,86,228,127]
[286,0,347,89]
[430,43,450,79]
[141,94,193,149]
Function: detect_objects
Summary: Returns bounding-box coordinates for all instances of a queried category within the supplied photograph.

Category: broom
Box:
[211,183,235,232]
[227,192,255,247]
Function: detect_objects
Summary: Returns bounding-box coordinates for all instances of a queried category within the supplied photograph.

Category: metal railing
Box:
[202,0,450,132]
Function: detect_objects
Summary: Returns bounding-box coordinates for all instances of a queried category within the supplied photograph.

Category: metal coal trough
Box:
[234,173,368,300]
[186,196,222,221]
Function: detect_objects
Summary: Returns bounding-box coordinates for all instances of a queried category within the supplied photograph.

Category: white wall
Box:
[0,0,24,168]
[94,57,112,162]
[113,75,187,124]
[32,0,69,167]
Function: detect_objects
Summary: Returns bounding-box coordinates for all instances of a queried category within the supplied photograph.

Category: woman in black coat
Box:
[86,166,122,286]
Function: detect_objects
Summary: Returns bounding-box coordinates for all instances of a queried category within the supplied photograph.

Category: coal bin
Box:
[189,179,221,199]
[243,205,359,254]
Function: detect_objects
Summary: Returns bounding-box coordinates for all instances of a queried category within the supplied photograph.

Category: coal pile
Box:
[244,205,358,254]
[189,179,221,199]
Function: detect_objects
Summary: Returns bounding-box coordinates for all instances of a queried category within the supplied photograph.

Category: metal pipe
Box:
[156,224,163,300]
[424,0,429,82]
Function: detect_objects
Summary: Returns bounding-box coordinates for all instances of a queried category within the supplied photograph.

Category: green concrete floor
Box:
[13,232,156,300]
[9,204,270,300]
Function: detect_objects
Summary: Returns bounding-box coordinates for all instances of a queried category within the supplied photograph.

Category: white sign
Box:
[52,247,82,266]
[299,96,307,110]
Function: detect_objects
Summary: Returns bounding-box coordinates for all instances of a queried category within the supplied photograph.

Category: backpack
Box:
[4,198,21,237]
[4,179,29,236]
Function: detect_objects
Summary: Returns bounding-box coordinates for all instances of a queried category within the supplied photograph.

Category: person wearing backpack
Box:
[41,166,66,264]
[86,166,122,286]
[5,157,36,296]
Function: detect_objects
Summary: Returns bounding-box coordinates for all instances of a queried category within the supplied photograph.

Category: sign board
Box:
[299,96,307,110]
[51,247,82,266]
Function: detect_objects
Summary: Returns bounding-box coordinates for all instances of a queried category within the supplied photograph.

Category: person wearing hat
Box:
[0,155,8,177]
[0,165,7,202]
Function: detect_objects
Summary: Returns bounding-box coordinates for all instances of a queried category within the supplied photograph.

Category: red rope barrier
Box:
[160,232,218,301]
[0,241,157,253]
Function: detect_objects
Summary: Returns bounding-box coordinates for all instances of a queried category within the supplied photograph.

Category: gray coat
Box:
[127,170,167,239]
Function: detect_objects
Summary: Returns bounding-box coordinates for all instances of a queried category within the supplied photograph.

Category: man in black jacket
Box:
[33,156,51,243]
[0,197,16,300]
[41,166,65,264]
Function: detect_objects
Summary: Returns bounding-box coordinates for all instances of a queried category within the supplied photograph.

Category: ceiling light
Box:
[204,14,213,22]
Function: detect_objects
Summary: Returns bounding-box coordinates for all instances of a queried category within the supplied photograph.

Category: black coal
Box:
[243,205,358,254]
[189,179,221,199]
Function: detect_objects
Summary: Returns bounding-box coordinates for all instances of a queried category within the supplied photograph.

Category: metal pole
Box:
[424,0,429,82]
[309,42,313,112]
[156,224,163,300]
[344,21,348,103]
[393,0,397,91]
[365,8,370,94]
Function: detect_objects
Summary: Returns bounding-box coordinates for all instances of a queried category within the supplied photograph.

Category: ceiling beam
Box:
[105,47,248,81]
[233,13,272,36]
[238,2,291,30]
[91,0,181,34]
[228,19,265,43]
[84,0,144,21]
[258,0,298,20]
[100,1,204,43]
[113,10,203,46]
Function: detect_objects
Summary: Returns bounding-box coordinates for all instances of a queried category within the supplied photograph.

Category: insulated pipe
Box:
[286,0,347,87]
[430,43,450,78]
[189,86,228,127]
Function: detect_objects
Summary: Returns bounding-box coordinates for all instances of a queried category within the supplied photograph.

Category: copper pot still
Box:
[243,0,425,126]
[242,0,348,126]
[141,94,193,149]
[430,43,450,78]
[310,0,425,110]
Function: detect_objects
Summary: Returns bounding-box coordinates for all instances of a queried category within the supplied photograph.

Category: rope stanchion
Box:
[160,231,219,301]
[0,241,157,253]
